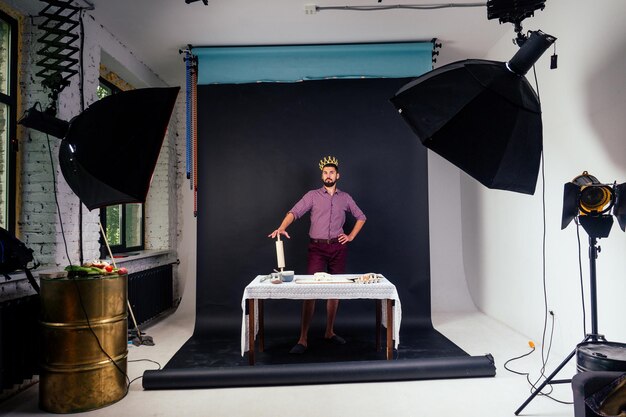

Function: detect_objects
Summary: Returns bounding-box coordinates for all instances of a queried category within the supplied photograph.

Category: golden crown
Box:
[319,156,339,170]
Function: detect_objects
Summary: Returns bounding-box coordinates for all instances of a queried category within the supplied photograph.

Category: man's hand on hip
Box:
[338,234,352,244]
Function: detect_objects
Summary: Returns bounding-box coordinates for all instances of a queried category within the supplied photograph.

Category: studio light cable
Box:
[508,64,572,407]
[314,2,486,12]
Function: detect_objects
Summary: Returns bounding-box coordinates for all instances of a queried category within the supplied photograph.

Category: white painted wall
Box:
[462,0,626,357]
[173,93,196,316]
[428,151,476,312]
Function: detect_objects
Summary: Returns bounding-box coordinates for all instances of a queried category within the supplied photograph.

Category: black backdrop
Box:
[195,77,432,336]
[148,76,496,388]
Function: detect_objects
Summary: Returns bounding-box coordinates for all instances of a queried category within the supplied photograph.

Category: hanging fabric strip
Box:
[182,49,199,216]
[192,61,198,217]
[185,55,192,180]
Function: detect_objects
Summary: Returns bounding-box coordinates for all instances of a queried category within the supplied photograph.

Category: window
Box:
[101,202,144,254]
[0,11,17,232]
[97,77,144,254]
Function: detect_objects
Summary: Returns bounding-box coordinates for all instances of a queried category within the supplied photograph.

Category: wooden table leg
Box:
[247,299,255,365]
[258,299,265,352]
[386,299,393,360]
[375,300,382,351]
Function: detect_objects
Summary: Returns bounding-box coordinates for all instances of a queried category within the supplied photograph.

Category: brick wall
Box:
[0,2,182,302]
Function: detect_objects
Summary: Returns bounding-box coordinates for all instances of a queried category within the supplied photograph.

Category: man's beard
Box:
[323,179,336,187]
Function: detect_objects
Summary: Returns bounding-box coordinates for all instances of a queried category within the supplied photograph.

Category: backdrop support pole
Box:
[98,222,144,344]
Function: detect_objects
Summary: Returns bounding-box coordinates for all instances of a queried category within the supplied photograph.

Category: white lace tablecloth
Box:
[241,274,402,355]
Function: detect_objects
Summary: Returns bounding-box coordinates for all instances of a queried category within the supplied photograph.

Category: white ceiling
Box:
[13,0,530,87]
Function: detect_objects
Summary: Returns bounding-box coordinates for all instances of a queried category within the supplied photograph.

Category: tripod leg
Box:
[514,347,577,415]
[24,268,40,293]
[127,299,143,342]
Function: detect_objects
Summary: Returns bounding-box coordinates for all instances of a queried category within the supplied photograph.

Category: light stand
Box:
[516,172,626,415]
[98,222,153,346]
[515,226,607,415]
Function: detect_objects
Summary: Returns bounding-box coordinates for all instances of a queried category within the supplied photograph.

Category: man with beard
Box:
[268,156,366,354]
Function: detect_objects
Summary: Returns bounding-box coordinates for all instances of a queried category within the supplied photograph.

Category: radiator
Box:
[127,264,174,326]
[0,295,40,390]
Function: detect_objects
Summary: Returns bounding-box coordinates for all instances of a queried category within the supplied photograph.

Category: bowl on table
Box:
[280,270,294,282]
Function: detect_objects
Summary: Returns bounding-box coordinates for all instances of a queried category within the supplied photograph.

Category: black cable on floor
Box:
[505,64,572,406]
[128,359,162,386]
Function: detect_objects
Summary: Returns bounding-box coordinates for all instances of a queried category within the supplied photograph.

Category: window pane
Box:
[0,18,9,96]
[0,103,7,229]
[96,83,111,100]
[105,205,122,246]
[125,203,142,248]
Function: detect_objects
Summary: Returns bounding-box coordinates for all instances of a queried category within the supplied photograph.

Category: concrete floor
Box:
[0,305,577,417]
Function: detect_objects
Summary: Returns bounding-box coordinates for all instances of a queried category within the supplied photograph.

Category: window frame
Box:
[97,76,145,255]
[0,10,18,233]
[100,202,145,256]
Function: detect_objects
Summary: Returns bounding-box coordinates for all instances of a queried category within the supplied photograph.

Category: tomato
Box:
[105,265,114,272]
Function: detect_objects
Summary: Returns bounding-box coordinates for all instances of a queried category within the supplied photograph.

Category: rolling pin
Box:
[275,234,285,272]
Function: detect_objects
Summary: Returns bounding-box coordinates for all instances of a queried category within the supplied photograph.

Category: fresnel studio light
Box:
[561,171,626,238]
[560,172,626,341]
[515,172,626,415]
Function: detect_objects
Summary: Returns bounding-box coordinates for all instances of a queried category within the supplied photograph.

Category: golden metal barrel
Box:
[39,274,128,413]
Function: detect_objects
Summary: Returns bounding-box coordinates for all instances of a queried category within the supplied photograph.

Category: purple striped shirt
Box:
[289,187,366,240]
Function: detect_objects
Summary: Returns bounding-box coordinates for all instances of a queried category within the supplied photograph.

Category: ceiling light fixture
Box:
[487,0,546,45]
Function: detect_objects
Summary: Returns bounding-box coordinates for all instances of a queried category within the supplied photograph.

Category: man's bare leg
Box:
[325,299,339,338]
[324,299,345,344]
[296,300,316,347]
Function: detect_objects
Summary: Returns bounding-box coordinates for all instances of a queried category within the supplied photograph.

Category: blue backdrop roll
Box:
[195,42,433,84]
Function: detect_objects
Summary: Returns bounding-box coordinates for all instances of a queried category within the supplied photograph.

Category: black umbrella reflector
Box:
[391,30,555,195]
[59,87,180,210]
[392,59,543,195]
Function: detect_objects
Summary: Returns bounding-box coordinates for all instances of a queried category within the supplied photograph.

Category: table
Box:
[241,274,402,365]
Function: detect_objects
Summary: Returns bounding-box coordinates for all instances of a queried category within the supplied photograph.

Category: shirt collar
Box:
[321,186,340,194]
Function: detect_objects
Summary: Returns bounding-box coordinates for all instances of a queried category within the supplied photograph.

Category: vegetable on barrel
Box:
[65,261,128,278]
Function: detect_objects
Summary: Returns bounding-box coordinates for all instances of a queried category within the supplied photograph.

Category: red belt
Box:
[310,238,339,244]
